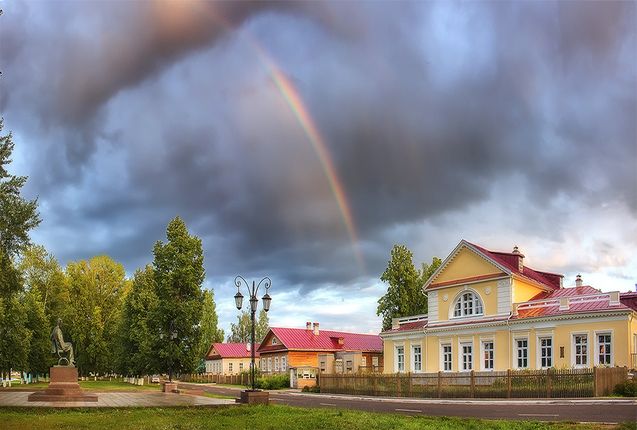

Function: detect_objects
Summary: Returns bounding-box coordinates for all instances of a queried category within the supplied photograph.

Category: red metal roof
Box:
[529,286,599,301]
[469,243,562,290]
[515,290,631,319]
[206,343,260,359]
[258,327,382,353]
[381,320,428,335]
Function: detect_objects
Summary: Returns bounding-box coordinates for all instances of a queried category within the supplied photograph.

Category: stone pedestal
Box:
[162,382,178,393]
[239,389,269,405]
[28,366,97,402]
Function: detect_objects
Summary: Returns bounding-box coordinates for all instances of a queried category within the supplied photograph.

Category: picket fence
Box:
[320,367,628,398]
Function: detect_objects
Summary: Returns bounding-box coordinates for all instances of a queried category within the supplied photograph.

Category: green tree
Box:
[227,310,269,343]
[23,289,51,375]
[0,120,40,263]
[199,289,224,357]
[118,266,158,377]
[65,256,128,376]
[19,245,69,325]
[152,217,204,381]
[376,245,441,331]
[0,295,30,379]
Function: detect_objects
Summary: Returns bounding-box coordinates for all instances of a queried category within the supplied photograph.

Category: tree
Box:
[65,256,128,375]
[23,289,51,375]
[227,310,269,344]
[0,120,40,263]
[118,266,158,377]
[199,289,224,357]
[376,245,441,331]
[19,245,69,325]
[0,295,30,380]
[152,217,204,380]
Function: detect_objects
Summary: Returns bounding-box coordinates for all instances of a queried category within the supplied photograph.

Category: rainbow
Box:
[252,46,365,272]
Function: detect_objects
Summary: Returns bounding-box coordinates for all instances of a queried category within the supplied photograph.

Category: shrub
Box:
[613,379,637,397]
[302,385,320,393]
[256,373,290,390]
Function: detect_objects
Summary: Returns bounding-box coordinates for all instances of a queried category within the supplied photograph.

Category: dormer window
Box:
[453,291,484,317]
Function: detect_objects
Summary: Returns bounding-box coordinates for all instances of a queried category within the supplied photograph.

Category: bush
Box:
[302,385,320,393]
[256,373,290,390]
[613,379,637,397]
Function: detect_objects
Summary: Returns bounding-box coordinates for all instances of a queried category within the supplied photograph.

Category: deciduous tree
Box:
[199,289,224,357]
[376,245,441,331]
[227,310,269,343]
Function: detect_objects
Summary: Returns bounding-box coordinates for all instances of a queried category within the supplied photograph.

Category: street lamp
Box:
[160,320,178,382]
[234,276,272,391]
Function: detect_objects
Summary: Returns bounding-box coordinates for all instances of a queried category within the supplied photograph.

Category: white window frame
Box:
[229,362,233,373]
[594,331,613,366]
[571,332,589,368]
[459,342,473,371]
[395,345,405,373]
[412,345,422,372]
[267,357,272,372]
[239,362,243,372]
[515,338,529,369]
[537,336,553,369]
[372,356,379,368]
[481,340,494,371]
[274,357,279,372]
[281,356,287,372]
[441,343,452,371]
[451,289,484,318]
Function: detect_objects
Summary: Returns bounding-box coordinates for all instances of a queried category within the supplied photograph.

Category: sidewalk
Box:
[0,391,235,408]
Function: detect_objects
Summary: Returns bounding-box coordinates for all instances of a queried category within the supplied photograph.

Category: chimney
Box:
[609,291,620,305]
[512,246,524,271]
[246,343,251,352]
[559,297,569,311]
[511,303,519,316]
[306,321,312,331]
[391,318,400,330]
[313,322,320,336]
[575,274,583,287]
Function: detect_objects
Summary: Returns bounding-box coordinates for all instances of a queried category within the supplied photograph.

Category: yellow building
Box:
[381,240,637,373]
[204,343,260,375]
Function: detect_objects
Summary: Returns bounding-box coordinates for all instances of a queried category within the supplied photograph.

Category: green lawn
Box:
[0,405,629,430]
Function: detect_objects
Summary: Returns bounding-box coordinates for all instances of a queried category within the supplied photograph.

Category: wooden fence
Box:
[320,367,628,398]
[181,373,249,386]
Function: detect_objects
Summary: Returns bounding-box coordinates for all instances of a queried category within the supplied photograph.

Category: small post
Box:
[507,369,512,398]
[593,366,598,397]
[470,370,475,398]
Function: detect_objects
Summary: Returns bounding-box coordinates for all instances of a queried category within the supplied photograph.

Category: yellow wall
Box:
[431,247,503,284]
[512,278,545,303]
[383,316,634,373]
[436,280,499,321]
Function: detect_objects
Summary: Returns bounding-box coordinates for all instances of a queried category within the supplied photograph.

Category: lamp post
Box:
[234,276,272,391]
[160,320,178,382]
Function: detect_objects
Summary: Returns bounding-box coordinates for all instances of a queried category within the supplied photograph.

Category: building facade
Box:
[204,343,260,375]
[258,322,383,387]
[381,240,637,373]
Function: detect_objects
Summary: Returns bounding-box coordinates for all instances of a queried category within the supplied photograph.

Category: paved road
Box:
[177,382,637,424]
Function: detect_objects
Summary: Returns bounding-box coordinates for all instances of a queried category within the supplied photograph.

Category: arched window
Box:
[453,291,484,317]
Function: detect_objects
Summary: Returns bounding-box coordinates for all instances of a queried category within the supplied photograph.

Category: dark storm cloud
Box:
[1,0,635,295]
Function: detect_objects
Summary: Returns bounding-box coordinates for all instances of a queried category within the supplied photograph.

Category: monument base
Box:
[239,389,269,405]
[28,366,97,402]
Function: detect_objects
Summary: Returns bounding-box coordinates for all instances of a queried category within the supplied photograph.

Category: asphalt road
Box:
[177,382,637,424]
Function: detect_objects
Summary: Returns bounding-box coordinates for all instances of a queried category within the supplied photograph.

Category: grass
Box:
[1,380,161,392]
[0,405,630,430]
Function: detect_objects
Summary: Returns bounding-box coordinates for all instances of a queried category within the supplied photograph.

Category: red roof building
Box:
[204,343,260,375]
[257,322,383,388]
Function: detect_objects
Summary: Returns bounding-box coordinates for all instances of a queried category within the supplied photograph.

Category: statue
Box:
[51,318,75,366]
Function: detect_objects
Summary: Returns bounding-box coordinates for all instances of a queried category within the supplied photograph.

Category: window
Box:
[274,357,279,372]
[412,346,422,372]
[396,346,405,372]
[442,344,452,371]
[346,360,353,373]
[453,291,484,317]
[597,333,612,366]
[361,356,367,367]
[574,334,588,366]
[319,359,326,372]
[267,357,272,372]
[539,337,552,368]
[372,356,379,367]
[461,343,473,371]
[261,358,265,370]
[516,339,528,368]
[272,337,278,345]
[281,356,287,372]
[482,341,494,370]
[229,362,233,373]
[239,362,243,372]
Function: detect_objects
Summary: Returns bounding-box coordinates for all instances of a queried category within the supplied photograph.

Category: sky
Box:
[1,0,636,335]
